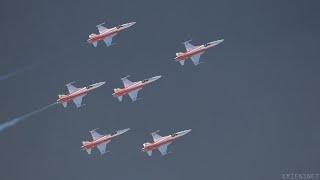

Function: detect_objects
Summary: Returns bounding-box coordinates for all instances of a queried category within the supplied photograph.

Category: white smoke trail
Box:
[0,103,57,132]
[0,63,37,81]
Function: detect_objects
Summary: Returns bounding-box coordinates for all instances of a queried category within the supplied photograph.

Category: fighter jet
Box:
[81,128,130,155]
[57,81,105,108]
[87,21,136,47]
[142,129,191,156]
[175,39,224,66]
[112,75,161,102]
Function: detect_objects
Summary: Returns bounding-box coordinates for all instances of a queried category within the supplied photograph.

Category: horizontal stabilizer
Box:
[86,149,92,154]
[62,102,67,108]
[147,150,152,156]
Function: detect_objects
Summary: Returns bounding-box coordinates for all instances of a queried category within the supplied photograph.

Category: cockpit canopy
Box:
[171,133,178,137]
[116,25,123,29]
[142,79,149,83]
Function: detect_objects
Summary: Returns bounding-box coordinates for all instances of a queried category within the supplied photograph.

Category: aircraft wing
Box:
[128,89,140,102]
[90,129,104,140]
[97,140,111,154]
[97,23,109,34]
[121,76,134,87]
[190,54,201,66]
[66,83,79,94]
[103,37,113,47]
[158,143,169,156]
[151,131,163,142]
[73,95,85,108]
[184,40,197,51]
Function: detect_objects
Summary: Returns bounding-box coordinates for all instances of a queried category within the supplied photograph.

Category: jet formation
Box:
[175,39,224,66]
[0,17,225,159]
[81,128,130,155]
[87,21,136,47]
[57,81,105,108]
[142,129,192,156]
[113,75,162,102]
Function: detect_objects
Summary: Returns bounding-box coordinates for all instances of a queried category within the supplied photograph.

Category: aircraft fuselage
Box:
[57,88,89,104]
[142,135,176,152]
[175,46,210,61]
[87,29,119,44]
[81,135,111,150]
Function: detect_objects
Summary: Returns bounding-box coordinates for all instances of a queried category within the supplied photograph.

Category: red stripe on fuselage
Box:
[88,30,119,43]
[143,136,176,152]
[57,89,91,103]
[114,83,144,97]
[83,136,111,149]
[176,47,207,61]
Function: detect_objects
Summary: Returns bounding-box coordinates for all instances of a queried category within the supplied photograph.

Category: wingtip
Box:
[90,128,99,132]
[96,22,106,27]
[66,81,76,85]
[121,75,130,80]
[151,130,160,134]
[182,39,192,44]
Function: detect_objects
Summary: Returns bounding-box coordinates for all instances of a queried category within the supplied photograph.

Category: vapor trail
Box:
[0,63,37,81]
[0,102,57,132]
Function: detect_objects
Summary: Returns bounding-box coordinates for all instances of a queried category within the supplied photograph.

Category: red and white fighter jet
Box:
[142,129,192,156]
[81,128,130,155]
[57,81,105,108]
[87,21,136,47]
[175,39,224,66]
[112,75,162,102]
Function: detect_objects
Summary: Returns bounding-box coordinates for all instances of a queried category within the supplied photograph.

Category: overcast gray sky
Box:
[0,0,320,180]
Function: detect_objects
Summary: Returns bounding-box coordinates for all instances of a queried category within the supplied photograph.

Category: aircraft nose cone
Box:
[124,22,136,28]
[210,39,224,46]
[97,81,106,86]
[117,128,130,135]
[216,39,224,44]
[152,75,162,81]
[91,81,106,88]
[148,75,162,82]
[179,129,192,136]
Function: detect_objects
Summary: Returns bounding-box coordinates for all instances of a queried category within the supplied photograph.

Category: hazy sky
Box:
[0,0,320,180]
